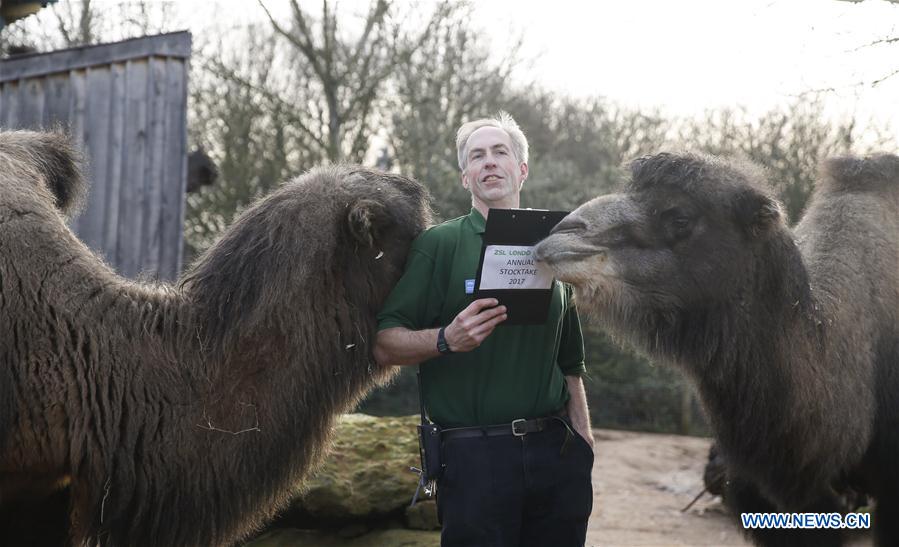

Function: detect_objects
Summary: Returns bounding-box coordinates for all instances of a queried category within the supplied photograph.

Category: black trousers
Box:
[436,419,594,547]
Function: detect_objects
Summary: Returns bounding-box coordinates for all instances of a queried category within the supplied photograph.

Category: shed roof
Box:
[0,30,191,82]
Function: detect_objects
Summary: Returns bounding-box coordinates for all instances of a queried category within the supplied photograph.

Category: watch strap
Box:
[437,326,453,355]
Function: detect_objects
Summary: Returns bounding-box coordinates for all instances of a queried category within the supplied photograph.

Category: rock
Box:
[291,414,422,520]
[336,523,369,539]
[405,500,440,531]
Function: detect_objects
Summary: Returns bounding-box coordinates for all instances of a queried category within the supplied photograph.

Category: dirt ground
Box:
[588,428,872,547]
[252,428,874,546]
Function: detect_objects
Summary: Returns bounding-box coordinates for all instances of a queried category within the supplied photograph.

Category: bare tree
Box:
[807,1,899,88]
[185,0,474,253]
[498,91,670,213]
[675,98,887,222]
[258,0,457,163]
[387,3,519,218]
[53,0,95,46]
[0,0,178,53]
[186,26,313,255]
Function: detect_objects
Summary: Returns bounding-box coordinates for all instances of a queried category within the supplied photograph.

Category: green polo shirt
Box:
[377,208,586,427]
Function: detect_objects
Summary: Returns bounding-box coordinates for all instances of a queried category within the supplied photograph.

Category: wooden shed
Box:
[0,31,191,280]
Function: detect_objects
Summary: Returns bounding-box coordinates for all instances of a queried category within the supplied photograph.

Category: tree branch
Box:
[201,56,329,154]
[344,1,456,118]
[872,67,899,86]
[851,35,899,52]
[258,0,328,82]
[343,0,389,81]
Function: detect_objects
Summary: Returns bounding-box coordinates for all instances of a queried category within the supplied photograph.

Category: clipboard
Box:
[473,208,568,325]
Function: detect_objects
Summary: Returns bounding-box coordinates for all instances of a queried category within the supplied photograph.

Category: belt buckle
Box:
[511,418,527,436]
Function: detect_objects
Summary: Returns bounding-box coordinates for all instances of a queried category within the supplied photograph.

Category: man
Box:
[374,112,593,547]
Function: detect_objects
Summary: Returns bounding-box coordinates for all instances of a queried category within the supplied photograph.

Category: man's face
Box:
[461,126,528,208]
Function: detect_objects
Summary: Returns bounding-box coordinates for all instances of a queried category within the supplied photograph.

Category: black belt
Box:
[440,417,562,441]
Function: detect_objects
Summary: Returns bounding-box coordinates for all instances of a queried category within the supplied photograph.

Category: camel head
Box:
[339,169,435,315]
[535,153,788,343]
[181,166,432,382]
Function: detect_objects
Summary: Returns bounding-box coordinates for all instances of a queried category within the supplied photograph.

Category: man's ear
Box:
[733,188,783,238]
[347,199,387,248]
[519,162,529,189]
[461,172,469,190]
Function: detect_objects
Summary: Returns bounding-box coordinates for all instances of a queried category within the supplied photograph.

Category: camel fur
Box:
[0,130,432,546]
[535,152,899,546]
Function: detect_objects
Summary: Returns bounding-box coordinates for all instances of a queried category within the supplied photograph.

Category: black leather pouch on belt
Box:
[417,422,444,481]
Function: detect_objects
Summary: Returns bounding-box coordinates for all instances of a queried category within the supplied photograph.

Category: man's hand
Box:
[566,375,595,452]
[375,299,507,367]
[443,298,507,352]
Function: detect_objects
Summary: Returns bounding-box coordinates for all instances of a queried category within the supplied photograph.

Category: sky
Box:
[188,0,899,145]
[473,0,899,143]
[28,0,893,145]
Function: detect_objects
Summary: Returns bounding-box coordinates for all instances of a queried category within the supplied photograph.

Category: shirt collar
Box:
[468,207,487,234]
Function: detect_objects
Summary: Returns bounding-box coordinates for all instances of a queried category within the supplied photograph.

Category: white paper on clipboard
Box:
[478,245,554,290]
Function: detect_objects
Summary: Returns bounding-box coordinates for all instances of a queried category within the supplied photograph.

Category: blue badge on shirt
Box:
[465,279,475,294]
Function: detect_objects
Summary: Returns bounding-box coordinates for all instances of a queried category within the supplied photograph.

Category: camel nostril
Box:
[551,216,586,234]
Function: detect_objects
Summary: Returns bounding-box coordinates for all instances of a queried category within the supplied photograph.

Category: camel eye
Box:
[660,208,694,241]
[671,217,692,236]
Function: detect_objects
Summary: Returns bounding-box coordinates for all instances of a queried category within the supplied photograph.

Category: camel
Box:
[0,130,432,546]
[534,152,899,546]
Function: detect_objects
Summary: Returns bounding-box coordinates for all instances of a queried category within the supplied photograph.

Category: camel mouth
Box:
[535,245,607,265]
[545,249,598,261]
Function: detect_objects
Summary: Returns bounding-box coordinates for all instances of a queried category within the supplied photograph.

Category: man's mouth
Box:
[482,175,503,182]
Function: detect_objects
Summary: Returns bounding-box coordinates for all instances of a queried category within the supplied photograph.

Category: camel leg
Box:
[68,481,98,547]
[871,445,899,547]
[726,475,844,547]
[872,492,898,547]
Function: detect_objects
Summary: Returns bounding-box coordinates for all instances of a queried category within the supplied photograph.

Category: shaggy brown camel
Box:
[535,153,899,547]
[0,130,432,546]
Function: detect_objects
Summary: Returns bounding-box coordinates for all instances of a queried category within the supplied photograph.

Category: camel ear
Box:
[733,189,782,238]
[347,199,387,247]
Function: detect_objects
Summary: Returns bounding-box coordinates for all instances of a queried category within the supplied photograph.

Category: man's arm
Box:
[374,298,507,367]
[565,375,594,451]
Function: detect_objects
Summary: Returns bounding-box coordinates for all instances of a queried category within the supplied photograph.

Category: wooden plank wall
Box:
[0,32,191,281]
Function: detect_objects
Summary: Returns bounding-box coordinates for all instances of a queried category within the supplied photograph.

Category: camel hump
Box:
[819,154,899,195]
[0,130,88,217]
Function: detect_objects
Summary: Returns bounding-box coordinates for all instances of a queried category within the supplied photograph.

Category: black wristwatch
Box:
[437,326,453,355]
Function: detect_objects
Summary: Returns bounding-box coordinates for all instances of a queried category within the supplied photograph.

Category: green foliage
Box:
[359,325,708,435]
[581,325,707,434]
[359,366,420,417]
[185,26,316,257]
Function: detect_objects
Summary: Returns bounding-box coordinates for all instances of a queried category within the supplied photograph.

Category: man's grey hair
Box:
[456,111,529,170]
